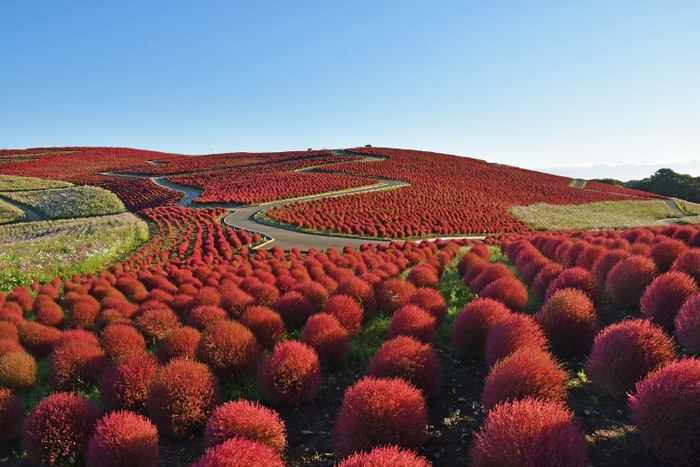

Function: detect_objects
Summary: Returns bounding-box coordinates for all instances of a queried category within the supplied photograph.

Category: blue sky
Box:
[1,1,699,180]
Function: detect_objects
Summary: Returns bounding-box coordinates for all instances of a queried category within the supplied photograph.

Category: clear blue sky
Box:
[1,1,699,180]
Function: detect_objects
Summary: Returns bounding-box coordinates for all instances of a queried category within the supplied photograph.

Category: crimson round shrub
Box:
[191,437,284,467]
[23,392,101,467]
[640,271,698,329]
[676,293,700,354]
[387,304,436,344]
[0,321,18,343]
[196,320,261,380]
[272,291,316,330]
[451,298,512,358]
[193,286,221,308]
[36,302,66,329]
[335,376,427,457]
[463,260,490,288]
[18,321,62,357]
[50,340,107,391]
[0,388,23,443]
[156,325,201,362]
[544,266,599,305]
[406,264,439,289]
[471,263,513,295]
[407,287,446,323]
[378,278,417,315]
[671,247,700,285]
[68,295,101,330]
[301,313,349,367]
[249,282,279,308]
[203,399,286,451]
[628,358,700,466]
[100,352,158,413]
[86,410,159,467]
[605,255,657,309]
[535,288,599,357]
[457,252,482,277]
[479,275,528,313]
[258,340,321,406]
[367,336,441,397]
[531,263,563,302]
[290,281,329,312]
[0,350,37,391]
[322,295,363,336]
[0,339,23,356]
[337,446,431,467]
[134,305,181,343]
[585,318,676,399]
[334,277,377,316]
[53,328,100,351]
[100,324,146,361]
[484,313,548,368]
[220,287,255,318]
[187,305,228,331]
[481,347,568,411]
[519,256,549,286]
[470,398,588,467]
[575,244,607,270]
[147,359,219,437]
[470,242,490,260]
[650,238,688,273]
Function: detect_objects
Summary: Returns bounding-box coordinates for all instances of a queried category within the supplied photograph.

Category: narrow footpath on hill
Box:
[0,194,43,221]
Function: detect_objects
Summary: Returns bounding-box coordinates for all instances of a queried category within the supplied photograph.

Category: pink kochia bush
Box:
[191,437,285,467]
[147,359,219,437]
[377,278,417,314]
[605,255,657,309]
[85,411,159,467]
[585,319,677,399]
[367,336,442,397]
[337,446,432,467]
[156,326,201,363]
[639,271,698,329]
[544,267,599,305]
[479,275,528,313]
[258,340,322,406]
[100,352,159,414]
[322,295,363,336]
[335,377,427,457]
[628,358,700,467]
[470,398,588,467]
[484,313,548,368]
[272,291,316,330]
[204,399,286,452]
[23,392,101,467]
[535,288,599,357]
[451,298,512,358]
[240,306,286,349]
[300,313,349,367]
[676,293,700,354]
[407,287,447,323]
[195,320,261,381]
[387,304,436,344]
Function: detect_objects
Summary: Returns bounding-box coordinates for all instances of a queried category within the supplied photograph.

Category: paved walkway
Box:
[0,194,43,221]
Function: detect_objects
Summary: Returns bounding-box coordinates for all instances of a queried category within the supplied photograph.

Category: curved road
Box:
[0,194,43,221]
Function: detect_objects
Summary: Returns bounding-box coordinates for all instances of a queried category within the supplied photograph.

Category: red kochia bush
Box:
[605,255,658,309]
[156,326,201,363]
[23,392,101,467]
[322,295,363,336]
[535,288,599,357]
[68,295,101,330]
[481,347,568,411]
[17,322,61,357]
[671,248,700,286]
[134,305,181,343]
[451,298,512,358]
[471,263,512,295]
[676,293,700,354]
[407,287,447,323]
[650,238,688,273]
[335,376,427,457]
[640,271,698,329]
[191,437,285,467]
[100,324,146,361]
[0,321,19,343]
[367,336,441,397]
[186,305,228,331]
[195,320,261,381]
[628,358,700,467]
[100,353,158,414]
[240,306,286,349]
[193,286,221,308]
[272,291,316,330]
[544,267,599,305]
[49,340,108,391]
[531,263,563,302]
[301,313,349,367]
[470,398,588,467]
[36,301,65,329]
[337,446,431,467]
[484,313,548,368]
[334,277,378,316]
[53,328,100,351]
[0,388,23,443]
[592,249,630,284]
[585,319,677,399]
[203,399,286,451]
[387,304,436,344]
[377,278,417,315]
[85,411,159,467]
[249,282,280,308]
[290,281,329,312]
[258,341,322,406]
[457,252,483,277]
[479,275,528,313]
[463,260,490,289]
[406,264,439,289]
[147,359,219,437]
[220,287,255,318]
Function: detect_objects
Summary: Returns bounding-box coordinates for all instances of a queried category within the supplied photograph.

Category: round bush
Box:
[591,249,630,286]
[457,252,483,277]
[53,328,100,351]
[335,376,427,457]
[337,446,431,467]
[479,275,528,313]
[100,352,158,414]
[147,359,219,437]
[676,293,700,354]
[407,287,447,323]
[322,295,363,336]
[367,336,441,397]
[36,302,66,329]
[585,318,676,399]
[406,264,439,289]
[18,321,61,357]
[531,263,563,302]
[471,263,512,295]
[155,326,200,363]
[249,283,280,308]
[23,392,101,467]
[605,255,658,309]
[50,340,107,391]
[204,399,286,451]
[470,398,588,467]
[272,291,316,330]
[0,321,18,343]
[378,278,417,315]
[220,287,255,319]
[187,305,228,331]
[301,313,349,367]
[650,238,688,273]
[0,339,24,356]
[86,410,159,467]
[0,388,23,443]
[628,358,700,466]
[290,281,330,312]
[640,271,698,329]
[100,324,146,361]
[0,350,37,391]
[334,277,377,316]
[258,341,321,406]
[68,295,101,330]
[535,288,599,357]
[451,298,512,358]
[193,286,221,308]
[464,260,490,288]
[481,347,568,411]
[196,320,261,381]
[544,267,599,305]
[387,304,436,344]
[240,306,285,349]
[134,305,181,343]
[191,437,285,467]
[484,313,548,368]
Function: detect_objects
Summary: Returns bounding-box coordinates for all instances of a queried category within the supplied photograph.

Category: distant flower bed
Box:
[0,174,72,191]
[2,186,125,219]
